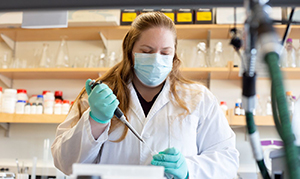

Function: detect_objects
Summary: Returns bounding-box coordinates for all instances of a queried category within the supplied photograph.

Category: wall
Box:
[0,36,300,178]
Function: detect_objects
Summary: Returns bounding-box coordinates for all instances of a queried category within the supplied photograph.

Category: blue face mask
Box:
[134,53,173,87]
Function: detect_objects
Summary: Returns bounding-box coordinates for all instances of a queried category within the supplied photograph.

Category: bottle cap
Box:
[37,95,44,98]
[286,91,292,96]
[0,87,2,92]
[55,91,63,97]
[43,91,51,95]
[17,89,27,94]
[287,38,293,43]
[55,99,62,104]
[235,103,240,107]
[220,101,227,105]
[63,100,69,104]
[17,100,26,103]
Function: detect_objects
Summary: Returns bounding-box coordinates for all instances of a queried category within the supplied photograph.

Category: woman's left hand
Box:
[151,147,188,179]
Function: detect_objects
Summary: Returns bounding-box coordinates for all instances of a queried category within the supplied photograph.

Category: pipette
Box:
[89,80,145,144]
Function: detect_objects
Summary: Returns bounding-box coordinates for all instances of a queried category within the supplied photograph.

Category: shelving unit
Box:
[0,113,66,123]
[0,24,300,42]
[1,24,299,125]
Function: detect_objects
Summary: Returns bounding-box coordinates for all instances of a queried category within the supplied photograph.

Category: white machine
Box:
[70,163,165,179]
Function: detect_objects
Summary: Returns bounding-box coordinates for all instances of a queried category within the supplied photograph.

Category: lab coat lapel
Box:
[128,83,146,125]
[145,79,170,123]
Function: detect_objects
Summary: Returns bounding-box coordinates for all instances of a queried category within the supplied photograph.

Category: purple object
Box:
[287,38,293,43]
[261,140,272,146]
[273,140,284,146]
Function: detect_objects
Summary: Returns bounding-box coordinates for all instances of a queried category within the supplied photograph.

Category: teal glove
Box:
[151,147,189,179]
[85,79,119,124]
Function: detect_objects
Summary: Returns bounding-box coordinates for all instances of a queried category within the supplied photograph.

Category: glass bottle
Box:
[266,96,272,116]
[55,36,70,68]
[285,38,296,68]
[296,40,300,67]
[39,43,50,68]
[286,91,294,117]
[197,42,207,67]
[1,52,9,69]
[212,42,224,67]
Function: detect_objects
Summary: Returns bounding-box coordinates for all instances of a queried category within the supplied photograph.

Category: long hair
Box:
[71,12,194,142]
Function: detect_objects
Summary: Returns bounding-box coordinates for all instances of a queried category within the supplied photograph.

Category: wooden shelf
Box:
[0,113,66,123]
[230,115,275,126]
[1,24,300,42]
[0,67,231,80]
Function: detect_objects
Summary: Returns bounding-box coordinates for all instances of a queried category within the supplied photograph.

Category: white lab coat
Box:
[51,79,239,178]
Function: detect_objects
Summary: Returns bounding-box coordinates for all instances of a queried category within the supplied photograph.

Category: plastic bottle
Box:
[286,91,294,117]
[54,100,62,115]
[36,103,43,114]
[0,87,2,113]
[266,96,273,116]
[36,95,44,105]
[292,96,300,146]
[30,103,37,114]
[220,101,228,115]
[55,91,63,101]
[17,89,28,101]
[2,89,17,114]
[24,102,31,114]
[285,38,296,68]
[15,100,26,114]
[62,100,70,114]
[234,103,241,115]
[255,94,263,116]
[212,42,224,67]
[44,92,54,114]
[296,40,300,67]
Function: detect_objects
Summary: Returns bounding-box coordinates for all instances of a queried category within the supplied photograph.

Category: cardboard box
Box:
[216,7,282,24]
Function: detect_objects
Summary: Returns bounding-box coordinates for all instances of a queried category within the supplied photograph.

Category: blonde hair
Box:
[71,12,194,142]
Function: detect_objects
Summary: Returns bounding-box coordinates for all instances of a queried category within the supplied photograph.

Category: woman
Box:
[51,12,239,179]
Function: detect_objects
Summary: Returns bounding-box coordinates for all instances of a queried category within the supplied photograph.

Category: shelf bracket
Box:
[0,74,13,88]
[0,123,10,137]
[1,33,16,59]
[99,31,108,50]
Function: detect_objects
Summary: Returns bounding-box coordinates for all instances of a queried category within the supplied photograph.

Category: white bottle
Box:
[15,100,26,114]
[62,100,70,115]
[2,89,17,114]
[17,89,28,101]
[24,102,31,114]
[234,103,241,115]
[44,92,54,114]
[220,101,228,115]
[296,40,300,67]
[292,96,300,146]
[36,103,43,114]
[286,91,294,117]
[212,42,224,67]
[266,96,272,116]
[255,94,263,116]
[285,38,296,68]
[197,42,207,67]
[30,103,37,114]
[0,87,2,113]
[54,100,62,115]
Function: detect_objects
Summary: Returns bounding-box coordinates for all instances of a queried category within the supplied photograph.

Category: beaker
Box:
[55,36,70,68]
[39,43,50,68]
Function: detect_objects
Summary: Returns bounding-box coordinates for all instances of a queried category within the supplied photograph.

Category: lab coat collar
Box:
[129,78,171,124]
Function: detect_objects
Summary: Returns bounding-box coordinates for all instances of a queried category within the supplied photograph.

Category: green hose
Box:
[265,52,300,178]
[246,112,270,179]
[271,83,283,139]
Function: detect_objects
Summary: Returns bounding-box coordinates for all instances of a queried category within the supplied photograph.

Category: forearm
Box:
[89,115,110,139]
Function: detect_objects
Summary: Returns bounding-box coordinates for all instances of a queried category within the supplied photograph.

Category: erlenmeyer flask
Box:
[39,43,50,68]
[55,36,69,68]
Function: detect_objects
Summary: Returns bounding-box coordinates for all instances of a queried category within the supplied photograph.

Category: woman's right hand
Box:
[85,79,119,124]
